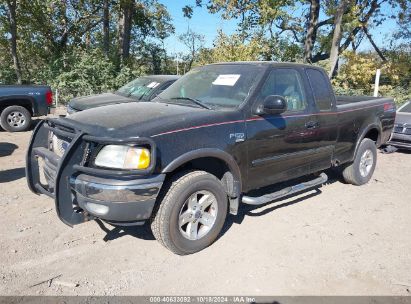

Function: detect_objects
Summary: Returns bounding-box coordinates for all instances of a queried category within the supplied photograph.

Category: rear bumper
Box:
[387,140,411,149]
[387,133,411,149]
[26,119,161,226]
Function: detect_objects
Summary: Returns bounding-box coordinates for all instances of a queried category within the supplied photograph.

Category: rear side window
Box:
[260,68,307,112]
[306,68,332,111]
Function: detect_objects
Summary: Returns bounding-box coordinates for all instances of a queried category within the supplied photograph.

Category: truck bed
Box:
[336,95,383,105]
[332,95,395,165]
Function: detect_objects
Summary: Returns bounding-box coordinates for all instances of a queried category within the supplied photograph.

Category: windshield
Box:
[159,64,263,109]
[399,101,411,113]
[117,77,160,99]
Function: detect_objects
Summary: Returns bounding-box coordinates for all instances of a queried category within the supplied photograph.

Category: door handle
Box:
[305,121,319,129]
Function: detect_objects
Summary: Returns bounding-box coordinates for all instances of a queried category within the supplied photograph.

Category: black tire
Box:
[151,170,228,255]
[342,138,377,185]
[0,105,32,132]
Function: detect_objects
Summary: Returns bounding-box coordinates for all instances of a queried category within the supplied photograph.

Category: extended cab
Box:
[0,85,52,132]
[26,62,395,255]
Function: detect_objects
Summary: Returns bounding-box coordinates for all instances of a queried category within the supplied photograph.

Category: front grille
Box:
[51,133,70,157]
[46,120,75,158]
[46,120,93,167]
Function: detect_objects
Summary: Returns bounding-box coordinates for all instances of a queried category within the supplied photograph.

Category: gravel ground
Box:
[0,121,410,296]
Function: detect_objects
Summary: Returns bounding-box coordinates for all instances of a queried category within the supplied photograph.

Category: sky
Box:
[158,1,400,56]
[158,0,237,54]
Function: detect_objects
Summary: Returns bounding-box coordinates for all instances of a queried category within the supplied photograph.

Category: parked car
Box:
[66,75,179,115]
[386,100,411,150]
[26,62,395,255]
[0,85,52,132]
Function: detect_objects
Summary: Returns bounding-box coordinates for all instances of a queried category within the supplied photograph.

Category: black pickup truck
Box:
[0,85,52,132]
[26,62,395,255]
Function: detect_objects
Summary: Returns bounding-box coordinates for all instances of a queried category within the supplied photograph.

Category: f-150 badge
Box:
[230,133,245,142]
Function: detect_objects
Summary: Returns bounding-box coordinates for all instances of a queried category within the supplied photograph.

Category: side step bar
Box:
[242,173,328,206]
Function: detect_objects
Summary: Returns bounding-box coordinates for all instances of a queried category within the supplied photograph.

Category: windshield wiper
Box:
[170,97,212,110]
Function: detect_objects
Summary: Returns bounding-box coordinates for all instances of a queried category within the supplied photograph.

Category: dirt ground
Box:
[0,120,411,296]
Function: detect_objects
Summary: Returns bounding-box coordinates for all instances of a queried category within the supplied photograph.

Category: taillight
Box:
[46,90,53,106]
[383,103,394,111]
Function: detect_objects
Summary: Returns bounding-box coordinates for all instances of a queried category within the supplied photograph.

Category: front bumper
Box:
[26,119,162,226]
[70,174,164,222]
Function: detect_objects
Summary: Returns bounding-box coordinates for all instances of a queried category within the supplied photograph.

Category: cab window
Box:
[260,69,307,112]
[306,68,333,111]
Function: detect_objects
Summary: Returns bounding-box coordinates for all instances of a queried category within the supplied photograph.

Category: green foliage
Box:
[332,51,411,106]
[196,31,267,63]
[47,50,116,103]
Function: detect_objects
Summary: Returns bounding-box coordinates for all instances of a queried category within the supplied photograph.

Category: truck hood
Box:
[69,93,134,111]
[62,101,234,138]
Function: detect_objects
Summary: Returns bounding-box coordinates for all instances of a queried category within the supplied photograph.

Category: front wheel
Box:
[342,138,377,185]
[151,170,228,255]
[0,105,32,132]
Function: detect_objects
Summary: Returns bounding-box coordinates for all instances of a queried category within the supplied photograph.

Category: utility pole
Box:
[176,55,179,75]
[374,69,381,97]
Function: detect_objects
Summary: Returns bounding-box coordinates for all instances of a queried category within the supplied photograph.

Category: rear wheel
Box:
[0,105,32,132]
[342,138,377,185]
[151,170,228,255]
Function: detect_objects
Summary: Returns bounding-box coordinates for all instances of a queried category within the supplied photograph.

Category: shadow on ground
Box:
[96,170,342,244]
[95,219,155,242]
[0,167,26,183]
[220,169,342,238]
[0,142,18,157]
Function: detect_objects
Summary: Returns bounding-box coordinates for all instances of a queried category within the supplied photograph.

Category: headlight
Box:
[94,145,151,170]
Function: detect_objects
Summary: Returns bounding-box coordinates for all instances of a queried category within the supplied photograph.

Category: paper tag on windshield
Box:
[212,74,241,86]
[146,82,160,88]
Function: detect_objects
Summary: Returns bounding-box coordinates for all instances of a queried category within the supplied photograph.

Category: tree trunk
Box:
[103,0,110,57]
[6,0,22,84]
[329,0,348,78]
[363,27,387,62]
[118,0,134,63]
[303,0,320,63]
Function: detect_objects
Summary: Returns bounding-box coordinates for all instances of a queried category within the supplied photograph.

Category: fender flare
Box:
[351,123,382,161]
[162,148,242,197]
[0,95,36,114]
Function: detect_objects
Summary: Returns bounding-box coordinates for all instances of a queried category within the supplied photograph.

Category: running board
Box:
[242,173,328,206]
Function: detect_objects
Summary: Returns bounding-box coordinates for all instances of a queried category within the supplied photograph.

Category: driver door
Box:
[246,68,312,190]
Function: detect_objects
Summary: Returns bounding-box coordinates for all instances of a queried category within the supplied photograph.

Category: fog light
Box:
[85,202,109,215]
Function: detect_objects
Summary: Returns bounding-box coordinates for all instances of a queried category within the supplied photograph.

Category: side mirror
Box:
[257,95,287,115]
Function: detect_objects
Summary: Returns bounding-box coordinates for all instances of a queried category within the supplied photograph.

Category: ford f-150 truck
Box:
[26,62,395,255]
[0,85,53,132]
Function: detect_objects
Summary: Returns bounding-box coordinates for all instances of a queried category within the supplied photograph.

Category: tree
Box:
[1,0,22,83]
[117,0,135,62]
[198,0,410,65]
[178,28,204,71]
[22,0,103,59]
[103,0,110,57]
[329,0,350,77]
[196,30,267,64]
[303,0,320,63]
